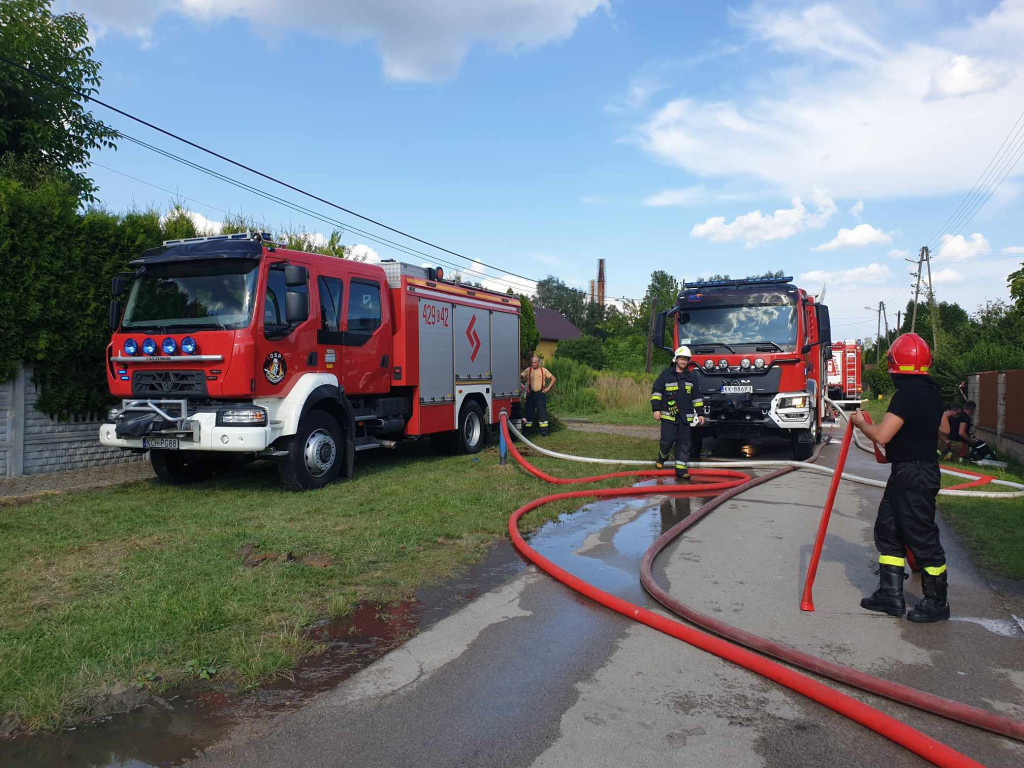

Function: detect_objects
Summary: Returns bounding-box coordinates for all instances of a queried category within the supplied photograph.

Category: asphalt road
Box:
[191,431,1024,768]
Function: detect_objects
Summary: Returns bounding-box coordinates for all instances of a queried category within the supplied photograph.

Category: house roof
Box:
[534,308,582,341]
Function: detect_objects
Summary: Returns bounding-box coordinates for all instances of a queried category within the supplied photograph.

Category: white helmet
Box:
[674,345,692,359]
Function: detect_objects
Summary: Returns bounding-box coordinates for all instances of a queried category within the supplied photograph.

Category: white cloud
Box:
[71,0,608,82]
[643,187,705,207]
[690,190,835,248]
[798,262,891,289]
[931,268,963,285]
[634,1,1024,198]
[937,232,990,259]
[927,55,1011,99]
[1003,245,1024,254]
[849,200,864,219]
[812,223,891,251]
[888,248,910,259]
[349,244,381,263]
[161,209,223,234]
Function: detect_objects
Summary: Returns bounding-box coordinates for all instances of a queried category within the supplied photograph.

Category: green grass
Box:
[0,430,655,732]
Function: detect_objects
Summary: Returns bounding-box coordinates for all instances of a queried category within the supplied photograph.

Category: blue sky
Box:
[67,0,1024,339]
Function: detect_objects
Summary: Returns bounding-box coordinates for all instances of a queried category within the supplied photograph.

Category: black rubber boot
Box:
[907,571,950,623]
[860,564,906,617]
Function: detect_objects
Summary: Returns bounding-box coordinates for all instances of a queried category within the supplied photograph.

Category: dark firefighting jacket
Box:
[650,367,704,425]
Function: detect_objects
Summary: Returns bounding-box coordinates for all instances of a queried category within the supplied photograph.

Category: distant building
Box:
[533,308,581,361]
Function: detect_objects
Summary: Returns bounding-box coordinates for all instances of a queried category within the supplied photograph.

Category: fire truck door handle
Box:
[381,355,389,368]
[307,352,318,366]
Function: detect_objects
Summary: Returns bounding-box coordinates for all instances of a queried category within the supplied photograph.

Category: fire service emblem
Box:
[264,352,286,385]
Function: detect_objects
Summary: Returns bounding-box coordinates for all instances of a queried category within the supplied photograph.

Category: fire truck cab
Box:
[653,276,832,460]
[99,233,521,490]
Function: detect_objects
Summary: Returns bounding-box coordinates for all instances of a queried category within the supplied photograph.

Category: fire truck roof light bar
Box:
[682,276,793,290]
[162,231,274,247]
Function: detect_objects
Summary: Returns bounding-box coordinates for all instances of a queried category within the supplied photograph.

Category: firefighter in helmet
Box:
[651,345,706,481]
[850,333,951,623]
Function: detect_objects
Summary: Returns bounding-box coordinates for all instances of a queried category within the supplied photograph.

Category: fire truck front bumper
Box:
[99,400,273,453]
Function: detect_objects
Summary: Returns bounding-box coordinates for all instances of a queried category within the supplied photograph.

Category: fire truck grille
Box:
[132,370,208,398]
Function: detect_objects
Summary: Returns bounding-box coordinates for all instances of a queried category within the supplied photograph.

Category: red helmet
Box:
[887,332,932,375]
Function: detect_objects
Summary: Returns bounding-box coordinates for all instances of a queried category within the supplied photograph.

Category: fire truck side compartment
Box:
[491,311,520,398]
[454,305,492,381]
[418,298,455,404]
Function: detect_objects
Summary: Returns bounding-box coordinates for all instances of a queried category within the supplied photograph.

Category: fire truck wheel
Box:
[456,401,488,455]
[792,429,814,461]
[150,450,215,485]
[278,410,344,491]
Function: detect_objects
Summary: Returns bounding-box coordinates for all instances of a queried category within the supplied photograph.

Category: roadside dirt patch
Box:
[562,420,660,440]
[0,461,154,506]
[237,544,331,568]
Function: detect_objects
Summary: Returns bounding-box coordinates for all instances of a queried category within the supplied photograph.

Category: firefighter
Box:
[521,355,555,437]
[651,346,706,481]
[850,333,951,623]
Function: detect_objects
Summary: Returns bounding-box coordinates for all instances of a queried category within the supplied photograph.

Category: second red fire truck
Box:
[653,276,832,459]
[100,232,521,490]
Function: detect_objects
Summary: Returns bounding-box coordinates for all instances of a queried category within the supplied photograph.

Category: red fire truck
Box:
[653,276,832,459]
[826,340,863,406]
[99,232,521,490]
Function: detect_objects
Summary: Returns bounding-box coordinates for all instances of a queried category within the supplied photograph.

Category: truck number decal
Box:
[422,303,450,327]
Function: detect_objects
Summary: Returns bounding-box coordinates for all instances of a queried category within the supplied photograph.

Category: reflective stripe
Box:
[651,394,662,401]
[897,365,916,372]
[923,564,946,576]
[878,555,905,567]
[539,421,549,427]
[693,399,704,407]
[685,383,692,392]
[665,383,679,391]
[660,414,675,422]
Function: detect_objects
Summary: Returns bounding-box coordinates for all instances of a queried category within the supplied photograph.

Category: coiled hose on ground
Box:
[499,414,1023,768]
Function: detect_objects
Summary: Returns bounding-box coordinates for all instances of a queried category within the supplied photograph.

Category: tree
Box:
[535,275,586,327]
[518,294,540,365]
[636,270,680,336]
[555,335,606,369]
[1009,261,1024,310]
[0,0,118,199]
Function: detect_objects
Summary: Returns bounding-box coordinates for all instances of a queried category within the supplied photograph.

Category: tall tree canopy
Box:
[535,275,586,328]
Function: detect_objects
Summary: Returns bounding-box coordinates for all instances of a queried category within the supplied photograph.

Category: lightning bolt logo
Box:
[466,315,482,362]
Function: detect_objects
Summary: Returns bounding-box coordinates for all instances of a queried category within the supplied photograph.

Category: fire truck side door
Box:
[341,277,390,395]
[255,260,313,397]
[316,275,345,380]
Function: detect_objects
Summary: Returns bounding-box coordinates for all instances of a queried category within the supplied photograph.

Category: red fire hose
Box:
[499,416,1015,767]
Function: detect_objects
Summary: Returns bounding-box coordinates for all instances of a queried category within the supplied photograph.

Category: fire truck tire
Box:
[456,401,488,455]
[277,410,344,491]
[792,430,814,461]
[150,450,216,485]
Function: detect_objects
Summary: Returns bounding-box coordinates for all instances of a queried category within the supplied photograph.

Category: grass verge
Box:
[0,429,655,732]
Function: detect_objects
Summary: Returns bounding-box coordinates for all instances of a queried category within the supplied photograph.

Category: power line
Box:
[0,54,540,286]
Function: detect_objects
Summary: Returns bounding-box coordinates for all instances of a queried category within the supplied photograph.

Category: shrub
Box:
[863,365,894,397]
[556,334,605,369]
[547,358,599,414]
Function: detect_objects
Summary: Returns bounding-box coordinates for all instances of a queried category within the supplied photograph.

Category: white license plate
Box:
[143,437,179,449]
[720,385,753,394]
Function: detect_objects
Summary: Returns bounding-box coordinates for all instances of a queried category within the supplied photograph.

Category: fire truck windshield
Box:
[122,260,259,331]
[678,301,798,350]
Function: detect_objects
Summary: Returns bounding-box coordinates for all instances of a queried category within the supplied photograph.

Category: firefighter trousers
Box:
[525,391,549,434]
[657,416,691,477]
[874,460,945,570]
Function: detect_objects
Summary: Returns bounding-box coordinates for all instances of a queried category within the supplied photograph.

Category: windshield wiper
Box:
[693,343,736,353]
[752,340,784,352]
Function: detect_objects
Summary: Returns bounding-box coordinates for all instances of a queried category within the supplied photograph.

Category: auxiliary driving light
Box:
[217,407,268,426]
[753,357,766,370]
[704,359,715,371]
[142,338,157,355]
[123,338,138,355]
[181,336,197,355]
[717,359,728,370]
[740,358,751,369]
[161,337,177,355]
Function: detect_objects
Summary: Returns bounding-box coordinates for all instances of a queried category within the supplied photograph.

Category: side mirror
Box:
[284,265,308,287]
[285,290,309,324]
[111,275,129,296]
[109,299,122,331]
[816,304,832,346]
[652,310,667,351]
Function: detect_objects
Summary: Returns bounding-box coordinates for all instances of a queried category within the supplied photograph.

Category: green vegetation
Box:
[547,357,655,425]
[0,430,655,732]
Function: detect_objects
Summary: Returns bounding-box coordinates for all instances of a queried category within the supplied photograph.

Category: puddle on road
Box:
[0,543,527,768]
[1,484,717,768]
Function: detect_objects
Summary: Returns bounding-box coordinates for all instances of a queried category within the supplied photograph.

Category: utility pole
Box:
[923,246,939,353]
[865,301,884,364]
[645,293,657,374]
[896,309,902,333]
[908,249,924,334]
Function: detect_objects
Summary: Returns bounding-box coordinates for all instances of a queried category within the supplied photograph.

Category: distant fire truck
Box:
[827,340,863,406]
[100,233,521,490]
[653,276,832,460]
